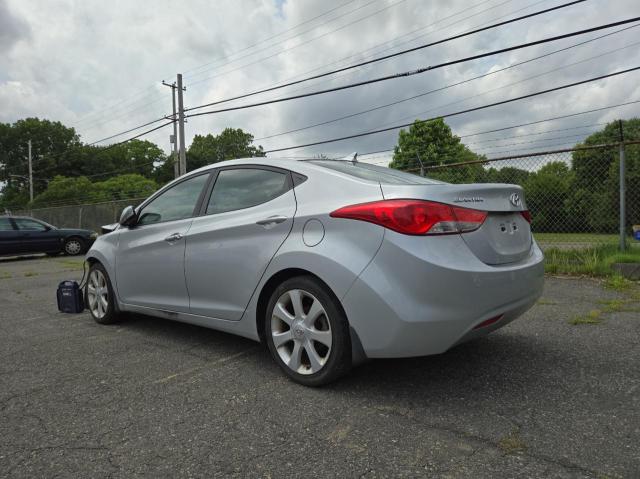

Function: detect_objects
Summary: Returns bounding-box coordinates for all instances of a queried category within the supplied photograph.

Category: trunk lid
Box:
[380,183,532,265]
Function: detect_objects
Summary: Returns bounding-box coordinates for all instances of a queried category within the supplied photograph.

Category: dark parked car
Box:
[0,216,97,257]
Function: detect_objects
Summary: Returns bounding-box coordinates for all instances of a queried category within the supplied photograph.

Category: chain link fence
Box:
[425,142,639,250]
[9,142,640,251]
[13,198,146,232]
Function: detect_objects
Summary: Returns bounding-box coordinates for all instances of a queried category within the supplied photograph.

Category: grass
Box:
[58,259,85,268]
[498,431,527,454]
[23,271,38,277]
[544,245,640,277]
[597,299,640,313]
[535,233,622,245]
[603,275,634,291]
[0,272,11,280]
[537,298,558,305]
[569,309,603,325]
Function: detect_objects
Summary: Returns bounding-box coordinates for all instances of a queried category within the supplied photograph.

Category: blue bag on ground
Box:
[56,281,84,313]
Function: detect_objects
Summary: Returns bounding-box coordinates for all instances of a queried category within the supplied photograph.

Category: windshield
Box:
[309,160,444,185]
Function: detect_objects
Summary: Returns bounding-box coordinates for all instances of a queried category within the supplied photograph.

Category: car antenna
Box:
[349,152,358,164]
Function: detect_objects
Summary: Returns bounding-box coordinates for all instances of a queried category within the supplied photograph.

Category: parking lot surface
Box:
[1,255,639,478]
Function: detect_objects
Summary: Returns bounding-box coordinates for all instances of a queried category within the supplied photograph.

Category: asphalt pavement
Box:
[0,255,639,478]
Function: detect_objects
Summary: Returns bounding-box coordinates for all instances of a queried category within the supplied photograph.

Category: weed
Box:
[543,245,640,278]
[537,299,558,305]
[569,309,602,325]
[603,276,632,292]
[498,431,527,454]
[0,272,11,279]
[23,271,38,277]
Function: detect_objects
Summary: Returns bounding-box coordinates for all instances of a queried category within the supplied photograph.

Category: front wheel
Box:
[86,262,119,324]
[265,276,351,387]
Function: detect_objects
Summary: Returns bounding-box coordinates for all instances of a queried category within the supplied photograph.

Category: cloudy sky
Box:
[1,0,639,165]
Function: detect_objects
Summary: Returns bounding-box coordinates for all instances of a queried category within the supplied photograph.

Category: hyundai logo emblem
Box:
[509,193,521,207]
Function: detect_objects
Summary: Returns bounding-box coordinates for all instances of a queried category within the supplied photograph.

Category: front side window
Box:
[138,174,208,226]
[0,218,15,231]
[14,218,48,231]
[206,168,289,215]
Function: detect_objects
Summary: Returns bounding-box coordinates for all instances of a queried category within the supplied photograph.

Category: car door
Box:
[115,172,211,313]
[185,166,297,320]
[0,218,22,255]
[13,218,61,254]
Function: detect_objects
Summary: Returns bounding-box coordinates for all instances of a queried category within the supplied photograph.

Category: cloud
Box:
[0,0,30,67]
[1,0,639,166]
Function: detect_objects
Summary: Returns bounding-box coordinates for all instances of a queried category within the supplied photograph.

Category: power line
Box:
[185,16,640,120]
[182,0,361,77]
[185,0,586,112]
[185,0,385,80]
[186,0,409,88]
[262,66,640,153]
[225,0,511,108]
[254,24,639,142]
[363,34,640,135]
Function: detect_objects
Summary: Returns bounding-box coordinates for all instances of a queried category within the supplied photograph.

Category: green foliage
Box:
[524,162,574,233]
[391,118,640,235]
[30,174,157,207]
[389,118,483,172]
[187,128,265,172]
[543,244,640,277]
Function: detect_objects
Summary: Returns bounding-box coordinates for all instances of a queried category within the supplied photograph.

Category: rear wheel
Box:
[265,276,351,386]
[86,262,119,324]
[64,237,84,256]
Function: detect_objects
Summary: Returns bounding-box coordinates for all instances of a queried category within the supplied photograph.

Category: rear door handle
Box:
[164,232,183,242]
[256,215,288,227]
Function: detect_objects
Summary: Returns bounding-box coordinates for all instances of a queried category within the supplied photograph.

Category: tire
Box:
[64,237,85,256]
[265,276,352,387]
[85,262,119,324]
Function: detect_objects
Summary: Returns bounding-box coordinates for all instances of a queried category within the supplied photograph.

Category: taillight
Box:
[330,199,487,236]
[520,210,532,223]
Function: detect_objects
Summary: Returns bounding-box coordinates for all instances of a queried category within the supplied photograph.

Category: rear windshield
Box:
[309,160,444,185]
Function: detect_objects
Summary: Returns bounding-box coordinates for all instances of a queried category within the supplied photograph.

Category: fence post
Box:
[78,206,83,229]
[618,120,626,252]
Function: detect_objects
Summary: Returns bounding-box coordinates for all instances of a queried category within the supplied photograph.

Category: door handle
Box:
[256,215,288,227]
[164,232,184,242]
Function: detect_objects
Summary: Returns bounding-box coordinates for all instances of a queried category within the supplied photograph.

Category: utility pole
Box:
[162,80,180,179]
[176,74,187,176]
[27,140,33,202]
[416,152,425,177]
[618,119,626,252]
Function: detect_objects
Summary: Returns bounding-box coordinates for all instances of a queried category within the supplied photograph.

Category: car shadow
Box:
[115,312,552,398]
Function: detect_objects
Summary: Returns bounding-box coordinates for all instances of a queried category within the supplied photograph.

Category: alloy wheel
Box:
[65,239,82,255]
[87,269,109,319]
[271,289,332,375]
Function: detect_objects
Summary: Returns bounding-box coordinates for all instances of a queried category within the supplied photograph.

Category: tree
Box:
[524,162,575,233]
[570,118,640,233]
[94,174,157,201]
[30,174,157,208]
[187,128,265,171]
[0,118,82,204]
[30,176,96,207]
[389,119,487,183]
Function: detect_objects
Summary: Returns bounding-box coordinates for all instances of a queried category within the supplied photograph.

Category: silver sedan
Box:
[85,158,544,386]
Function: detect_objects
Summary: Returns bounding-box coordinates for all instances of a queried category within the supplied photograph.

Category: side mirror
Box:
[119,206,137,226]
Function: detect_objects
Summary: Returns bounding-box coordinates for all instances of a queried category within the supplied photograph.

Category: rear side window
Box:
[207,168,289,215]
[14,218,48,231]
[138,174,208,226]
[0,218,14,231]
[309,160,443,185]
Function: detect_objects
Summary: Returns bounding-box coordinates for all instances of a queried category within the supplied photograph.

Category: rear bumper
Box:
[341,232,544,358]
